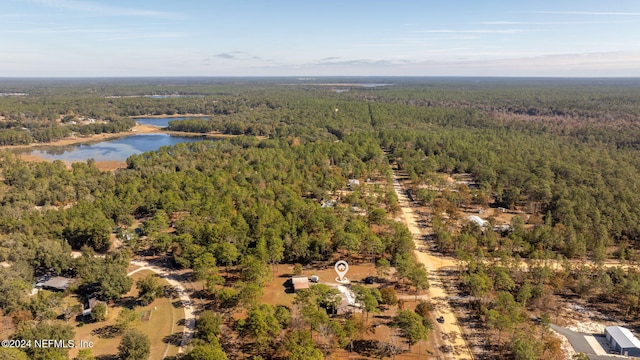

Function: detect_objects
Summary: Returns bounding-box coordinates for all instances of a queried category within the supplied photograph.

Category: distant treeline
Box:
[0,119,135,146]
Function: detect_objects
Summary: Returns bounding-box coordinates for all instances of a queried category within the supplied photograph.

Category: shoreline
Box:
[3,124,157,172]
[0,124,161,151]
[130,113,209,119]
[3,124,259,172]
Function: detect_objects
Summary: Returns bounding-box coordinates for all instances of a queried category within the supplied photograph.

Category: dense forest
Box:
[1,77,640,359]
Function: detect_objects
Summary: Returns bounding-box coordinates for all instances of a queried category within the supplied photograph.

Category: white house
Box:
[467,215,489,228]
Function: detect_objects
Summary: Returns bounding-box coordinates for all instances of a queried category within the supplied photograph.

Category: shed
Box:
[40,277,73,291]
[291,276,310,291]
[604,326,640,357]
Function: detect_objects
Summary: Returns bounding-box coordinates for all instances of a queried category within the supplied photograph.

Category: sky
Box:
[2,0,640,77]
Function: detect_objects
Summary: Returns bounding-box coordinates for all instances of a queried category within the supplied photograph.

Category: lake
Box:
[134,116,209,128]
[24,133,207,163]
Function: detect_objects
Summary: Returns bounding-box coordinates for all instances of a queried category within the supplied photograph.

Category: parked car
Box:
[364,276,375,284]
[437,316,445,323]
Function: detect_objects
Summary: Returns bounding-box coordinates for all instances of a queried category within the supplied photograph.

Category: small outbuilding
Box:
[291,276,310,291]
[604,326,640,357]
[40,276,73,291]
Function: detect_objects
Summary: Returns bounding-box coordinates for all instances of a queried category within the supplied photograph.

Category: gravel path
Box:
[128,260,196,358]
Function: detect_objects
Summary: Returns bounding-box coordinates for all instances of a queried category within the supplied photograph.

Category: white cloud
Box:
[531,11,640,16]
[24,0,181,18]
[353,43,425,47]
[416,51,640,76]
[254,51,640,77]
[0,26,125,34]
[101,32,187,41]
[0,13,31,18]
[315,58,410,66]
[5,50,640,77]
[414,29,540,34]
[214,51,269,62]
[479,20,630,25]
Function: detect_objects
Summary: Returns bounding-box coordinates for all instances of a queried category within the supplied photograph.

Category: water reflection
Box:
[134,116,210,128]
[25,134,206,163]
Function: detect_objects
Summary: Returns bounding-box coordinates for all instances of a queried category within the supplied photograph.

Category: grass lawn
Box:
[69,270,184,359]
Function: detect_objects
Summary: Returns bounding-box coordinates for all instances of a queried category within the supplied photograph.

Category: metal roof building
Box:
[467,215,489,228]
[604,326,640,357]
[291,276,310,291]
[36,276,73,291]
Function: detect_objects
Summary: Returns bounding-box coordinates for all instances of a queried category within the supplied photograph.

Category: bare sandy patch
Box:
[130,124,161,133]
[94,161,127,172]
[16,153,50,163]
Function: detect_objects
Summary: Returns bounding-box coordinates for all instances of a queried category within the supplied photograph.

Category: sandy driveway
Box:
[128,260,195,357]
[392,175,473,360]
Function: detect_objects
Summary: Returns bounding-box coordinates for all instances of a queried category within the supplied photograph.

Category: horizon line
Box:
[2,75,640,79]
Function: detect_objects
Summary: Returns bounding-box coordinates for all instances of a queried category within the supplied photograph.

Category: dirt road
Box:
[129,260,195,358]
[392,175,473,360]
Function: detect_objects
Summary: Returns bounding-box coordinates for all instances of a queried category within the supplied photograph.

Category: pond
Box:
[24,133,207,163]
